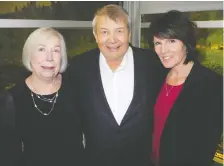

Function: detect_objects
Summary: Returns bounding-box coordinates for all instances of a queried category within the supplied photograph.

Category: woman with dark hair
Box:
[148,10,223,166]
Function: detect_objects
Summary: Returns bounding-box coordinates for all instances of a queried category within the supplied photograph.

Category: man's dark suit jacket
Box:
[69,46,165,166]
[158,62,223,166]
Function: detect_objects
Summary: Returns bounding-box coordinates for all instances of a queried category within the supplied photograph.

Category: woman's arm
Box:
[0,92,21,166]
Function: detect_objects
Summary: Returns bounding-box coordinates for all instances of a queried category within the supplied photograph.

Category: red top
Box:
[151,81,183,165]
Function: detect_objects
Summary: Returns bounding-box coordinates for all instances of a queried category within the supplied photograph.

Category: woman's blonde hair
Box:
[22,27,68,73]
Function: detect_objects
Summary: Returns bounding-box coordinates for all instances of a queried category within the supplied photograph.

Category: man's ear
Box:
[129,32,131,42]
[93,31,98,43]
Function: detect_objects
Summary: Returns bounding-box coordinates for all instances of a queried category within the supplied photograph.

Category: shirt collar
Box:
[100,46,132,72]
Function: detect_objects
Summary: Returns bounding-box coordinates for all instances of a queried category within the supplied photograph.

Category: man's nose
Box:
[108,33,117,43]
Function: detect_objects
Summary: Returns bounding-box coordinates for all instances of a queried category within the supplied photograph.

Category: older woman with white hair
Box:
[0,27,84,166]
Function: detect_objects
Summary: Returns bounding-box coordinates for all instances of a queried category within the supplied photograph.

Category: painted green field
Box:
[201,49,223,66]
[200,49,223,75]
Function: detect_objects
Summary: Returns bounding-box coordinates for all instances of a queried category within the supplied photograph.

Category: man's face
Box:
[94,16,130,62]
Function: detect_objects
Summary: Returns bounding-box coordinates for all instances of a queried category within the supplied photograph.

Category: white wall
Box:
[140,1,223,14]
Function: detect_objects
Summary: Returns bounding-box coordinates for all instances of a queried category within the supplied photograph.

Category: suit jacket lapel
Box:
[91,50,119,125]
[91,47,155,126]
[121,47,152,125]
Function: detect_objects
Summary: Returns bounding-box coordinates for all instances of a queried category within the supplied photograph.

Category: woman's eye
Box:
[154,42,160,45]
[38,47,45,52]
[170,39,176,43]
[53,48,60,53]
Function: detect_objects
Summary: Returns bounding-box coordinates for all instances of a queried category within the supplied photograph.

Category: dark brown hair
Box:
[148,10,198,64]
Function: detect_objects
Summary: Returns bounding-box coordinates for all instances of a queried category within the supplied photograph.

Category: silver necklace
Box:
[29,76,60,116]
[31,91,58,116]
[36,93,57,103]
[165,83,174,96]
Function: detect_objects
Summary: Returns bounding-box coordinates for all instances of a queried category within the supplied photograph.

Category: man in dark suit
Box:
[69,4,165,166]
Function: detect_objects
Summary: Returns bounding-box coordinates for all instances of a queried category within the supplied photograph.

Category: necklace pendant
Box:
[30,91,58,116]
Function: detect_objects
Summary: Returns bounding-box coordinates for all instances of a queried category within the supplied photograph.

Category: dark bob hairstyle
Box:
[148,10,198,64]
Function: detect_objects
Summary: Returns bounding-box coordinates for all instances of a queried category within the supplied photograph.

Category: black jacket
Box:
[69,46,165,166]
[158,62,223,166]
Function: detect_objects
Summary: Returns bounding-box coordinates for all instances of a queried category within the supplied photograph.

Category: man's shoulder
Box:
[68,48,100,75]
[131,46,159,61]
[70,48,99,64]
[132,46,156,56]
[131,46,162,65]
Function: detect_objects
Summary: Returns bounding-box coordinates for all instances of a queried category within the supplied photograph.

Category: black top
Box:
[0,76,84,166]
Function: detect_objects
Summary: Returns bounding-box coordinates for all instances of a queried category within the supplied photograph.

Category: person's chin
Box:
[41,73,56,79]
[162,63,174,69]
[103,49,119,56]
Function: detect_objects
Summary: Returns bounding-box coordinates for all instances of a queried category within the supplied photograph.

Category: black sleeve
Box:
[200,74,223,166]
[208,75,223,161]
[0,92,22,166]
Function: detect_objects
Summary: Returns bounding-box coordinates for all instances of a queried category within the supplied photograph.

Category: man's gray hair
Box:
[92,4,131,33]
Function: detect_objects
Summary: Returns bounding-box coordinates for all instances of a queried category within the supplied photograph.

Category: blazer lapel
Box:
[161,62,201,129]
[91,51,119,125]
[121,47,153,125]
